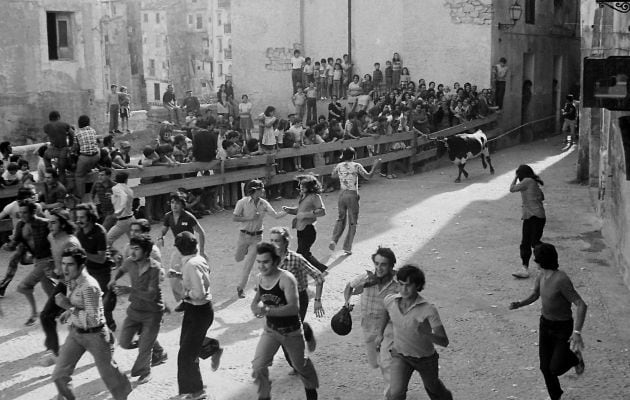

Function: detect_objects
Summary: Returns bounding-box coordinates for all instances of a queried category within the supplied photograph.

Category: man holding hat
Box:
[509,242,587,400]
[170,231,222,400]
[233,179,287,299]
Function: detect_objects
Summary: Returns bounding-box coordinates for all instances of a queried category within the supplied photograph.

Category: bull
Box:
[427,129,495,182]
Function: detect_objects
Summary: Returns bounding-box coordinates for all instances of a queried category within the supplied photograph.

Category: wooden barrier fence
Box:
[0,114,498,232]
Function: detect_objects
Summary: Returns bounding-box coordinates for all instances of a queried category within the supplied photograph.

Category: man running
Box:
[251,242,319,400]
[329,148,381,255]
[233,179,286,298]
[52,247,131,400]
[509,242,587,400]
[377,264,453,400]
[343,246,399,395]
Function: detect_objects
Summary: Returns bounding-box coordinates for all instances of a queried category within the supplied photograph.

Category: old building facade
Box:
[0,0,131,143]
[579,1,630,289]
[231,0,580,134]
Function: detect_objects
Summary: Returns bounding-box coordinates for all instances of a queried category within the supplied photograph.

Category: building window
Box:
[218,63,223,76]
[156,12,160,24]
[144,13,148,23]
[224,23,231,34]
[196,14,203,29]
[217,12,222,25]
[525,0,535,24]
[188,14,193,25]
[154,83,161,101]
[217,37,222,51]
[149,59,155,76]
[202,38,210,48]
[46,12,74,60]
[162,61,167,69]
[156,35,161,48]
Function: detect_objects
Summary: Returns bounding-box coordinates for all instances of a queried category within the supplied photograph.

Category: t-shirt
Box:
[77,224,108,270]
[510,178,545,220]
[120,257,164,313]
[291,56,305,69]
[333,161,369,191]
[384,294,443,358]
[534,270,581,321]
[233,196,276,232]
[163,210,198,237]
[44,120,72,148]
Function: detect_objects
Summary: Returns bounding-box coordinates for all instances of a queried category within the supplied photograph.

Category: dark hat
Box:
[534,242,559,269]
[174,231,198,256]
[245,179,265,194]
[331,305,353,336]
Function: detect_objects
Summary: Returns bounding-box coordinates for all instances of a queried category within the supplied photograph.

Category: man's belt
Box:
[80,152,98,157]
[75,324,105,334]
[240,229,263,236]
[117,215,133,221]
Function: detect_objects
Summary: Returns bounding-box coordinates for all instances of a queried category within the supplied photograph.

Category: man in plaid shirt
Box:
[269,226,325,356]
[343,246,399,397]
[73,115,100,201]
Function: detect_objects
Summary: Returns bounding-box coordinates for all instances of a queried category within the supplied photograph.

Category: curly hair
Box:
[297,174,322,194]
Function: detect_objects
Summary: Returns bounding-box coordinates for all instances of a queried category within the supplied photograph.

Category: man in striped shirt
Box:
[269,226,325,356]
[52,247,131,400]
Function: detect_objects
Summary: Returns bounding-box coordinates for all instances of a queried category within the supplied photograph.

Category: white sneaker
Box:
[512,267,530,279]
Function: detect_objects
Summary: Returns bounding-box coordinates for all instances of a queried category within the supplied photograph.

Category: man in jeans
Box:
[171,231,222,400]
[251,242,319,400]
[233,179,287,298]
[376,265,453,400]
[329,148,381,255]
[107,84,121,134]
[73,115,100,201]
[110,234,165,384]
[52,247,131,400]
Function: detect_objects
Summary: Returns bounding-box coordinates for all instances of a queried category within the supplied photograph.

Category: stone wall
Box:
[443,0,492,25]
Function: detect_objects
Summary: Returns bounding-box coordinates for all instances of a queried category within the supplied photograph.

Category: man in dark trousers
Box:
[510,242,587,400]
[561,94,578,147]
[43,110,74,184]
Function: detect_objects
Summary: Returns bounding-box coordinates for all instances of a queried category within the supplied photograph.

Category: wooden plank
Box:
[132,167,270,197]
[428,114,498,139]
[268,149,416,185]
[0,219,13,232]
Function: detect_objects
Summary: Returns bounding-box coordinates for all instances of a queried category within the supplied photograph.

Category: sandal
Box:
[25,315,38,326]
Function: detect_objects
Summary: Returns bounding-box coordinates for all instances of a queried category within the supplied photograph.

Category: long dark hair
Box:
[516,164,544,185]
[297,174,322,194]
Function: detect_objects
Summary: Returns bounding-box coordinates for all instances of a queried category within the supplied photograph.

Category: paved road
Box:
[1,135,629,400]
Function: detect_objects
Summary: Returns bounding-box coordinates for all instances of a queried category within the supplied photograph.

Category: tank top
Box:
[258,275,301,330]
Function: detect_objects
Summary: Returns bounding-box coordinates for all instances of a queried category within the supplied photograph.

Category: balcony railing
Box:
[224,23,231,34]
[218,0,230,9]
[224,49,232,59]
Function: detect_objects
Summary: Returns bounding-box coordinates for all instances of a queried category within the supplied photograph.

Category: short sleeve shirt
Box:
[384,294,443,358]
[164,210,198,237]
[44,121,72,148]
[233,196,276,232]
[291,56,305,69]
[76,224,108,270]
[534,270,581,321]
[334,161,369,192]
[120,257,164,313]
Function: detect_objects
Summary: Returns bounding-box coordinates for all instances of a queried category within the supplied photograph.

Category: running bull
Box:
[427,129,495,182]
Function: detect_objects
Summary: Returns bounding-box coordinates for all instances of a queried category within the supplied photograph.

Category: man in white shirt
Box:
[107,172,135,247]
[233,179,287,298]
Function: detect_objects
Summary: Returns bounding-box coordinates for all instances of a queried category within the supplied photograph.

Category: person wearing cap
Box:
[233,179,287,299]
[509,242,587,400]
[329,147,382,255]
[39,208,81,366]
[170,231,222,400]
[111,141,137,170]
[181,90,201,117]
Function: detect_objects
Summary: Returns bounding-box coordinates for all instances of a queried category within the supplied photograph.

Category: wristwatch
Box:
[314,298,321,302]
[573,330,581,335]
